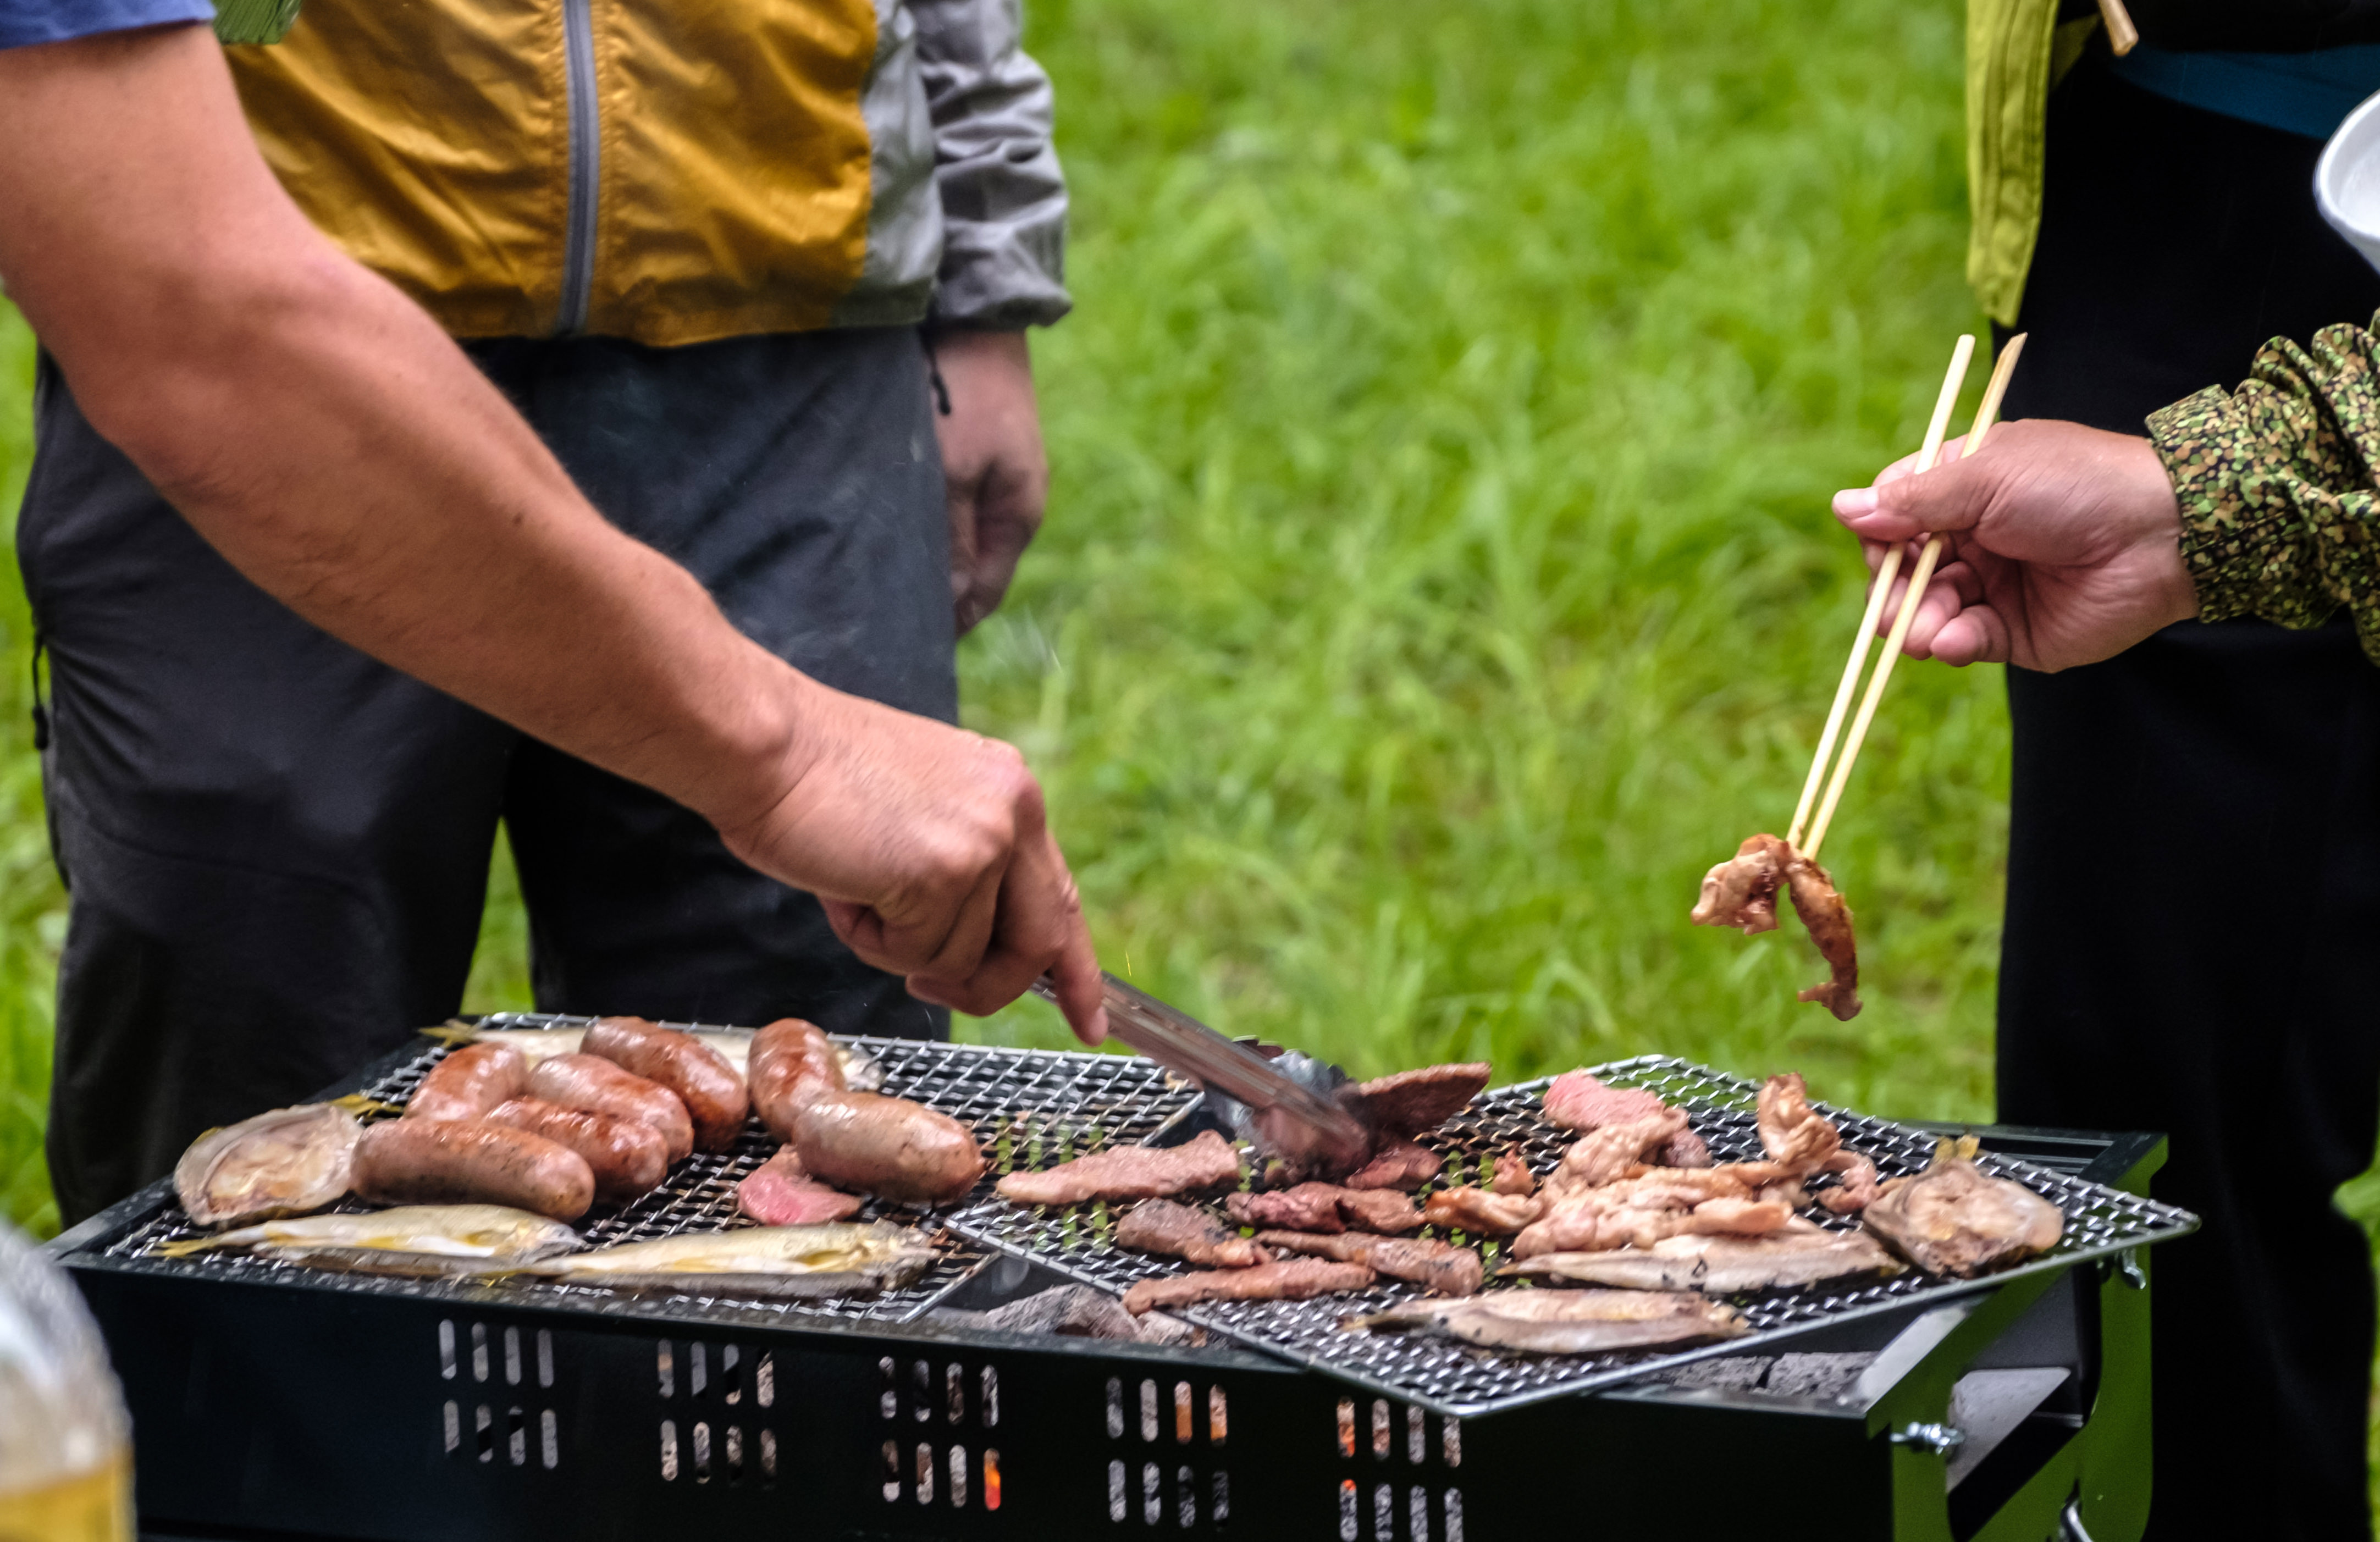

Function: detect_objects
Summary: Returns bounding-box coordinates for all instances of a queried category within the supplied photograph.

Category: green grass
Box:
[1,0,2375,1508]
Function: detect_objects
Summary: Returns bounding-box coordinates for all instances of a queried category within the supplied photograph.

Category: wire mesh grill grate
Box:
[941,1054,2197,1417]
[98,1013,1199,1327]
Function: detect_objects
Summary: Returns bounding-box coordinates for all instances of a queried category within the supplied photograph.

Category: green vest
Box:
[1968,0,2103,324]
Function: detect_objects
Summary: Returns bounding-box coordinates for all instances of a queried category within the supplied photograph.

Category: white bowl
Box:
[2317,89,2380,275]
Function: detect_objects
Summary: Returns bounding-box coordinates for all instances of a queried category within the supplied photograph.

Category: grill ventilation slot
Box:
[439,1318,559,1472]
[1104,1375,1230,1529]
[1333,1396,1459,1541]
[653,1336,775,1489]
[875,1355,1002,1511]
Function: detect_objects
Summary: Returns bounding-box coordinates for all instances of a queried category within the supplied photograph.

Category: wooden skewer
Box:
[1784,334,1975,850]
[2097,0,2139,57]
[1802,333,2027,863]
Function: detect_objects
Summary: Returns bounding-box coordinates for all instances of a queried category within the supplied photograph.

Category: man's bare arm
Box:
[0,24,1105,1039]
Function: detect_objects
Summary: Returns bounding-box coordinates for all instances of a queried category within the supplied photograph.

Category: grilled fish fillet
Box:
[174,1103,362,1229]
[159,1204,581,1275]
[1501,1227,1902,1292]
[1348,1289,1747,1353]
[515,1221,936,1297]
[1862,1140,2062,1278]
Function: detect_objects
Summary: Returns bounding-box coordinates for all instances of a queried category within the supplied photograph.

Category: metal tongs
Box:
[1030,972,1372,1172]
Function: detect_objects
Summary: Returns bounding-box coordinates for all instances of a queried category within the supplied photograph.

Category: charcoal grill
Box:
[54,1014,2194,1542]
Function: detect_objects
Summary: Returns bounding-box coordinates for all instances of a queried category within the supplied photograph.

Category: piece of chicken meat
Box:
[1862,1137,2062,1278]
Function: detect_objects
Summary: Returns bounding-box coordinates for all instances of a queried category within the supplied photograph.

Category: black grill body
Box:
[53,1027,2173,1542]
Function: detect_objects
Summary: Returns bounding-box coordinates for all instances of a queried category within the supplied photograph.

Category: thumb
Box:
[1832,449,2001,544]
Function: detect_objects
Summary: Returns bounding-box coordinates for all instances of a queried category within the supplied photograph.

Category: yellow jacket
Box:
[220,0,1070,345]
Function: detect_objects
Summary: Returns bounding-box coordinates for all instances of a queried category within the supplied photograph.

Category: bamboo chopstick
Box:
[1783,334,1975,852]
[1801,333,2027,863]
[2099,0,2139,57]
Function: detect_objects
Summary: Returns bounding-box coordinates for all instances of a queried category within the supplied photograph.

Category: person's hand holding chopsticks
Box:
[1829,419,2200,673]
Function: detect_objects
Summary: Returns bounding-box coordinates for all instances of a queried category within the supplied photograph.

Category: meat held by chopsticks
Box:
[1689,833,1862,1020]
[1862,1136,2063,1278]
[996,1129,1243,1207]
[1344,1141,1444,1191]
[1783,853,1861,1020]
[1691,834,1789,935]
[1117,1200,1270,1268]
[1257,1231,1483,1296]
[1224,1184,1423,1235]
[1123,1259,1377,1316]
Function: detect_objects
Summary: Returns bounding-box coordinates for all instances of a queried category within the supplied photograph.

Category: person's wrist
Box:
[683,654,829,850]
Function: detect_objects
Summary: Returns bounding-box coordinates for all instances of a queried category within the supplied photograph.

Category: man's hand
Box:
[716,680,1106,1042]
[1829,419,2202,672]
[932,329,1048,634]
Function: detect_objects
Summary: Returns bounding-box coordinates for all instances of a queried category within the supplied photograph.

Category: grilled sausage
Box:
[583,1017,750,1152]
[526,1054,695,1163]
[788,1091,984,1206]
[486,1096,669,1203]
[352,1119,594,1220]
[405,1042,529,1123]
[748,1018,844,1142]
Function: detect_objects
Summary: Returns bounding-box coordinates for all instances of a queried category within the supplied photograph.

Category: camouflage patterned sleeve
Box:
[2145,312,2380,663]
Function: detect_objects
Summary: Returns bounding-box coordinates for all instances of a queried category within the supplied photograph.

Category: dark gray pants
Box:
[21,327,956,1226]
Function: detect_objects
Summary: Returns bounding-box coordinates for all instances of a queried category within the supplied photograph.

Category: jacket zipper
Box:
[556,0,600,335]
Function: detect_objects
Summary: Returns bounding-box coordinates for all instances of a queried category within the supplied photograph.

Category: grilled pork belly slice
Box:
[996,1129,1242,1207]
[1513,1193,1793,1259]
[1862,1138,2062,1278]
[1123,1259,1377,1315]
[1349,1288,1747,1353]
[1256,1230,1482,1296]
[1117,1199,1269,1268]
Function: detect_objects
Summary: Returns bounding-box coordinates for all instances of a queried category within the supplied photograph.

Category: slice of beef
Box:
[1256,1230,1483,1296]
[1343,1065,1492,1138]
[1335,1187,1424,1234]
[1122,1259,1377,1315]
[1344,1141,1444,1191]
[996,1129,1243,1207]
[1117,1200,1269,1268]
[737,1148,864,1225]
[1227,1184,1422,1234]
[1541,1071,1670,1134]
[1225,1184,1343,1234]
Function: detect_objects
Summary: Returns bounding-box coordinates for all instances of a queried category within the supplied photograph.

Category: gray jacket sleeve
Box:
[908,0,1072,328]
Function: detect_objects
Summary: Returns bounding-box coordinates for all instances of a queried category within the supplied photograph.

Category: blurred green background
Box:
[1,0,2375,1505]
